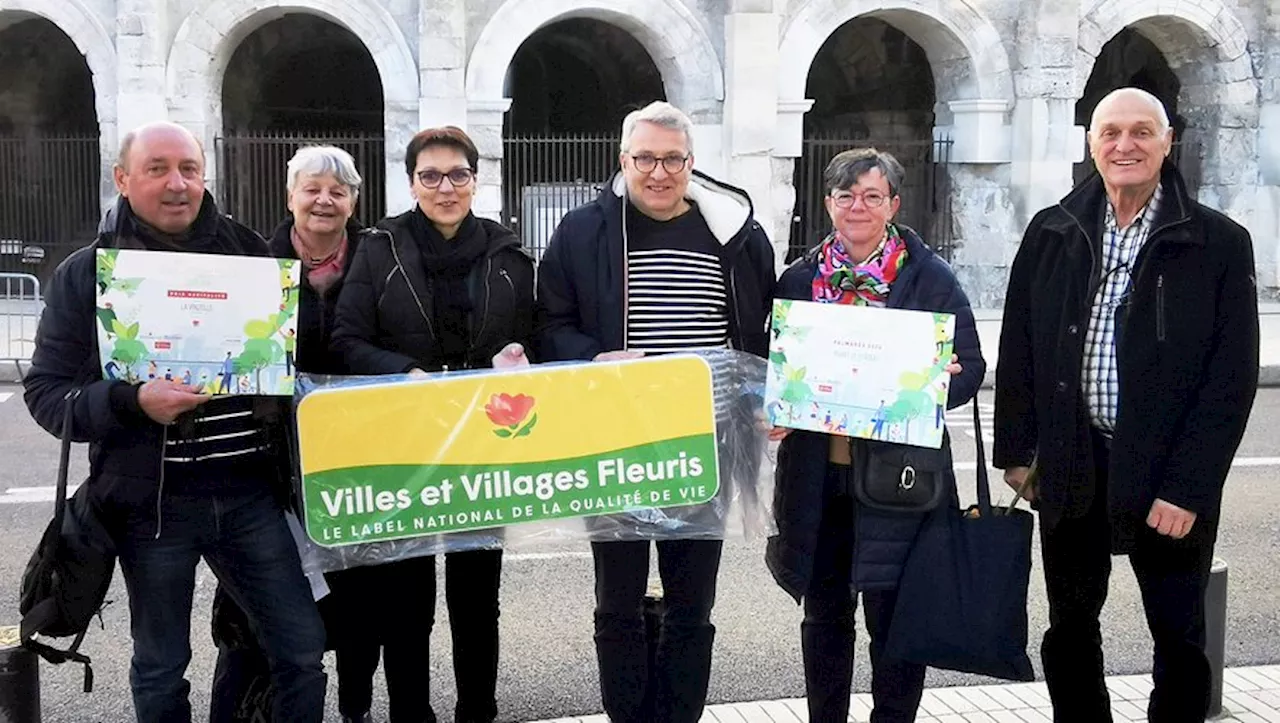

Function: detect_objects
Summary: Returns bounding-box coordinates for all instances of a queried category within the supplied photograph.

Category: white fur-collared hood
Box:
[608,169,754,245]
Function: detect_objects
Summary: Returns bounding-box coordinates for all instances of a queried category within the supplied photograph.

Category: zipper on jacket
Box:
[472,257,495,352]
[388,234,435,339]
[1156,274,1166,342]
[729,266,743,350]
[621,201,630,348]
[155,425,167,540]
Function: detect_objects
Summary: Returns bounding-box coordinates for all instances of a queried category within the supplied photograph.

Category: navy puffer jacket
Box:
[764,225,985,601]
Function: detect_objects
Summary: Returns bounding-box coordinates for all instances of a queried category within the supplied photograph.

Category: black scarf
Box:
[113,192,243,256]
[409,207,489,368]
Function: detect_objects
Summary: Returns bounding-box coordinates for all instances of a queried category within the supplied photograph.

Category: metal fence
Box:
[0,135,102,279]
[790,136,954,264]
[502,134,618,260]
[1,272,42,379]
[216,132,388,237]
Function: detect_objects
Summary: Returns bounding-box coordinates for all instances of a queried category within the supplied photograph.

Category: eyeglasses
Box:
[630,154,690,175]
[830,190,892,209]
[417,168,475,188]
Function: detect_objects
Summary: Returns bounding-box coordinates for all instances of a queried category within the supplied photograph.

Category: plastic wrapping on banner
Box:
[293,350,774,575]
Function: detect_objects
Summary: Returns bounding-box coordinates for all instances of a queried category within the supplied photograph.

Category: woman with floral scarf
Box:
[764,148,986,723]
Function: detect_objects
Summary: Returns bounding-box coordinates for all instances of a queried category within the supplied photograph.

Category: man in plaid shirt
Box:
[994,88,1259,723]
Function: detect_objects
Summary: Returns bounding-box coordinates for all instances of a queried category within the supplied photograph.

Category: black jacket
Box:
[994,162,1259,545]
[765,226,985,600]
[535,170,777,360]
[23,194,290,527]
[267,217,368,375]
[331,210,535,374]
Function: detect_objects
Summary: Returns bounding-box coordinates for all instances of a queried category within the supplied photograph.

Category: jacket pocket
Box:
[1156,274,1166,342]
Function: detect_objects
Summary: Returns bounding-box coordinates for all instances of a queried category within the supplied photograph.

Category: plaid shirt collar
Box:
[1103,183,1163,238]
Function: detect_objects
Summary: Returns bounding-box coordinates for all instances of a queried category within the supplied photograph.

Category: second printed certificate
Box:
[765,299,955,449]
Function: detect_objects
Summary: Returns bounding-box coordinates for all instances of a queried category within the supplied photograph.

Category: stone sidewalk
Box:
[529,665,1280,723]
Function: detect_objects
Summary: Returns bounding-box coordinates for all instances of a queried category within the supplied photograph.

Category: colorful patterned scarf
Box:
[811,224,908,306]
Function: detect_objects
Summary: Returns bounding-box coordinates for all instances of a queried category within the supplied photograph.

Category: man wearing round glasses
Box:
[536,101,776,723]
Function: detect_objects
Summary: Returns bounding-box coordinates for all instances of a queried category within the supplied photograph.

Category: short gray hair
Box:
[1089,87,1171,136]
[620,101,694,154]
[823,148,905,197]
[286,145,362,196]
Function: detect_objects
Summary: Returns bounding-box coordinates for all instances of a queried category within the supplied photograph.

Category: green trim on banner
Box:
[302,433,720,546]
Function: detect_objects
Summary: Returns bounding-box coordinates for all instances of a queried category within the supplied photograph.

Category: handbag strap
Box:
[51,388,81,534]
[971,392,993,516]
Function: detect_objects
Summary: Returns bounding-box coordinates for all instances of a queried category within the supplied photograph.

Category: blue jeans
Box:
[117,490,327,723]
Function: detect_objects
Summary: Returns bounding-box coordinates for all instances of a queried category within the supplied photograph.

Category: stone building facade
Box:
[1,0,1278,306]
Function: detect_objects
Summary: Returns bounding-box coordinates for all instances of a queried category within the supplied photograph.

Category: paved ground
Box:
[527,666,1280,722]
[3,385,1280,721]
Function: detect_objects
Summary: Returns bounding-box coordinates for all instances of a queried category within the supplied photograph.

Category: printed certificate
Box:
[94,249,301,396]
[765,299,955,449]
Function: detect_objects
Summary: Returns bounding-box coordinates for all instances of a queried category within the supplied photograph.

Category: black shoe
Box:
[341,714,373,723]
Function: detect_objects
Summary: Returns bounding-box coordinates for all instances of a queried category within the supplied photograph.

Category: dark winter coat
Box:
[22,193,292,532]
[993,162,1259,549]
[266,217,369,375]
[764,226,985,601]
[331,209,535,374]
[535,170,777,360]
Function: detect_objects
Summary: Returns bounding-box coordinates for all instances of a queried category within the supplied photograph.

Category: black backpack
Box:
[19,388,118,692]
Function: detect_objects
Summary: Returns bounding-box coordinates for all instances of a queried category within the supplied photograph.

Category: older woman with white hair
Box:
[267,145,371,373]
[209,145,382,723]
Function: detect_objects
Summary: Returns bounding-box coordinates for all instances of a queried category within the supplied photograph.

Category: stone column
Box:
[467,98,511,223]
[1253,9,1280,292]
[771,99,814,265]
[723,4,782,269]
[936,100,1019,308]
[417,0,467,129]
[112,0,168,203]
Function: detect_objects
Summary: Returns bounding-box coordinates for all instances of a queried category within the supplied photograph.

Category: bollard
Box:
[0,626,41,723]
[1205,558,1228,719]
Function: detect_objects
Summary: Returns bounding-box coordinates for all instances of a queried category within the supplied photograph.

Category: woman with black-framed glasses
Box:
[329,126,534,723]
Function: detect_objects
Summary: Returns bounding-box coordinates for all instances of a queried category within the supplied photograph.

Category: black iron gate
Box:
[790,136,953,263]
[0,135,101,278]
[501,133,618,261]
[216,131,387,236]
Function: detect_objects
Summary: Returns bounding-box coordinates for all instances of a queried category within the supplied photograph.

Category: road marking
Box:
[0,484,80,505]
[505,551,594,562]
[6,457,1280,506]
[0,392,13,403]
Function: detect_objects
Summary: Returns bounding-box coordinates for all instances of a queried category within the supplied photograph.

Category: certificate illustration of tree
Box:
[765,299,956,449]
[95,249,301,396]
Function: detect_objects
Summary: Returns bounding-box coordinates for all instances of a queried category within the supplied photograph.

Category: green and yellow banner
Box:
[298,356,720,546]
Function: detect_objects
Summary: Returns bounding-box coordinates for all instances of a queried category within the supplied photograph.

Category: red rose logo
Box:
[485,393,537,438]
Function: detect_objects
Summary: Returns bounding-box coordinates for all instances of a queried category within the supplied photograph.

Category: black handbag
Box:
[884,395,1036,681]
[19,388,117,692]
[851,438,949,513]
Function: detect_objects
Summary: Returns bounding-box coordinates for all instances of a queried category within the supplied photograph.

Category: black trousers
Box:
[1041,430,1219,723]
[592,538,723,723]
[326,549,503,723]
[802,467,925,723]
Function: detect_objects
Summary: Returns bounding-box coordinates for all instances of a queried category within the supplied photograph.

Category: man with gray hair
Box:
[23,121,327,722]
[536,100,775,723]
[994,87,1259,721]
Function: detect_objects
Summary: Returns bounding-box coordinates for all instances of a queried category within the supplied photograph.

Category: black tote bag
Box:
[885,395,1036,682]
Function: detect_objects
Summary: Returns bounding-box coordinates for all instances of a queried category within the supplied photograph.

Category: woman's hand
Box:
[492,343,530,370]
[944,353,962,376]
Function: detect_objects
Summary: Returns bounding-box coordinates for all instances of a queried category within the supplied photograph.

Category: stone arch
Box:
[466,0,725,120]
[0,0,116,198]
[1078,0,1259,210]
[778,0,1014,111]
[165,0,418,212]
